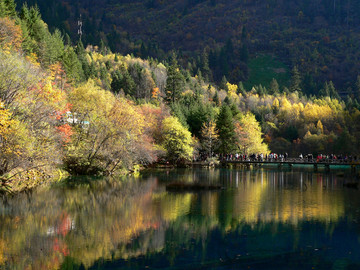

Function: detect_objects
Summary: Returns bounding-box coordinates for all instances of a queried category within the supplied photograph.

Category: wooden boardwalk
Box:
[224,159,359,166]
[193,158,360,172]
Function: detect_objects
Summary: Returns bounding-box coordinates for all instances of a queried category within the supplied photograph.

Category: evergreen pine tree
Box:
[99,39,106,55]
[237,81,246,95]
[4,0,16,18]
[140,42,147,58]
[240,44,249,63]
[269,78,279,94]
[75,39,85,55]
[290,66,301,92]
[41,29,64,66]
[220,75,227,90]
[111,70,123,93]
[201,48,212,81]
[64,33,71,47]
[213,91,220,106]
[0,1,6,17]
[62,46,84,83]
[327,81,340,99]
[165,54,185,103]
[355,75,360,100]
[216,105,237,154]
[196,68,203,82]
[119,65,136,96]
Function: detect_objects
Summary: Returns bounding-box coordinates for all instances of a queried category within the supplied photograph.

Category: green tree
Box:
[356,75,360,101]
[290,66,301,92]
[116,65,136,96]
[4,0,16,18]
[62,46,84,83]
[216,104,237,154]
[240,43,249,63]
[110,70,123,93]
[201,48,212,81]
[40,28,64,66]
[19,5,47,54]
[165,55,185,103]
[161,116,194,164]
[0,1,6,17]
[320,81,339,99]
[187,102,213,138]
[237,81,246,95]
[213,91,220,106]
[219,75,228,90]
[269,78,279,94]
[76,40,91,80]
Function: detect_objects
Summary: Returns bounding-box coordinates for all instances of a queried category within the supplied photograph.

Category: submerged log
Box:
[166,182,222,192]
[343,182,359,189]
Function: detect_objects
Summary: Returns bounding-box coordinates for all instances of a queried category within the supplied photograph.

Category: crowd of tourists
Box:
[218,153,288,162]
[201,153,358,163]
[299,154,357,162]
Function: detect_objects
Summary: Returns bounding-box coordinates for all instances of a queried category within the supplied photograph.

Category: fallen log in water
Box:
[343,182,359,189]
[166,182,223,192]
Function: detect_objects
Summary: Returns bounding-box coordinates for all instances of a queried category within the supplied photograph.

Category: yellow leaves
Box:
[280,97,291,111]
[110,98,145,136]
[226,82,238,101]
[0,102,15,142]
[201,121,218,141]
[303,102,333,123]
[40,77,66,107]
[235,113,269,154]
[0,101,30,158]
[70,79,116,117]
[25,53,41,67]
[272,98,280,108]
[162,116,194,162]
[316,120,324,134]
[49,62,65,82]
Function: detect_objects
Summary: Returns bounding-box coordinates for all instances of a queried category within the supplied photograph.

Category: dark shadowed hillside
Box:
[16,0,360,93]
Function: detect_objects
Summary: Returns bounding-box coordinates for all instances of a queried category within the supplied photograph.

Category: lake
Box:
[0,167,360,269]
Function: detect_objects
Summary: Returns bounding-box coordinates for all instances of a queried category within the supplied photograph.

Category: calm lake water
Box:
[1,167,360,269]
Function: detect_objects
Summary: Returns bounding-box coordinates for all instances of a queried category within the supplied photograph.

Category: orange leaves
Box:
[55,124,73,143]
[0,17,23,52]
[151,87,160,99]
[49,62,66,89]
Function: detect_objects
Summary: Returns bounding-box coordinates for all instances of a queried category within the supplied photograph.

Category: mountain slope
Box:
[16,0,360,92]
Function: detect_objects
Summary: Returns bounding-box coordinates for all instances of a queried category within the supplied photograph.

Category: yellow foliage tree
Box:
[0,101,31,175]
[201,120,219,158]
[226,82,238,100]
[235,113,269,155]
[162,116,194,163]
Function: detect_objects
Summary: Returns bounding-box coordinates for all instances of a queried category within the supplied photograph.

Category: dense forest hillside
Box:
[1,0,360,193]
[15,0,360,94]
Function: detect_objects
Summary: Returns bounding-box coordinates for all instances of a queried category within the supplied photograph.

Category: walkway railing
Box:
[221,158,360,166]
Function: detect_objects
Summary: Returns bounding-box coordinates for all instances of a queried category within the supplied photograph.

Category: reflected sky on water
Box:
[0,167,360,269]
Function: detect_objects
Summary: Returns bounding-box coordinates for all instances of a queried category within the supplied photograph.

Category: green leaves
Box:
[216,104,237,154]
[165,56,185,103]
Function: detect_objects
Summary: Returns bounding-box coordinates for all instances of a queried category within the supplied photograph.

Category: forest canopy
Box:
[0,0,360,192]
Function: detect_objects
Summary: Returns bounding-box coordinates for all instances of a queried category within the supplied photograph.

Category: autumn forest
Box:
[1,0,360,192]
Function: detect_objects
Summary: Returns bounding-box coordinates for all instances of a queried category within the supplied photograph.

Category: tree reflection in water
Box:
[0,168,359,269]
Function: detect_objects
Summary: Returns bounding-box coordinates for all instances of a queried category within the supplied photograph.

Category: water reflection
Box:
[0,168,359,269]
